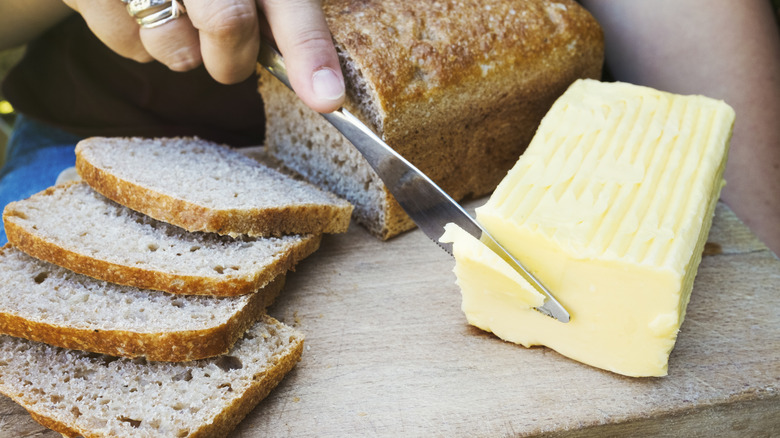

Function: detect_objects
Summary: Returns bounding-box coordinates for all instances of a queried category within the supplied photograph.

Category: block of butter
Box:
[441,79,735,377]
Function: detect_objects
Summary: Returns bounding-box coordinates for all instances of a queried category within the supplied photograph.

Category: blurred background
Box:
[0,46,23,168]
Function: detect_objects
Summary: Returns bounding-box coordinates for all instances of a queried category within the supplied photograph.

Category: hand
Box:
[62,0,345,113]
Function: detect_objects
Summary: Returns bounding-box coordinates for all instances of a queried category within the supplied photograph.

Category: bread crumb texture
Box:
[0,316,303,438]
[77,136,351,211]
[0,245,253,331]
[75,137,353,236]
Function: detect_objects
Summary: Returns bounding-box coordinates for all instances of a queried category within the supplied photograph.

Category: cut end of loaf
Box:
[259,70,416,240]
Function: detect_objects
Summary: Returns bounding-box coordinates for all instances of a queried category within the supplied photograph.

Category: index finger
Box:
[260,0,344,113]
[185,0,260,84]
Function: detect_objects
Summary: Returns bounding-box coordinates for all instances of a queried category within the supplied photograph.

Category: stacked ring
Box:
[122,0,187,28]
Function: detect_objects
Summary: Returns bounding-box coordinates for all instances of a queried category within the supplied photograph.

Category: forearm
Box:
[581,0,780,255]
[0,0,73,50]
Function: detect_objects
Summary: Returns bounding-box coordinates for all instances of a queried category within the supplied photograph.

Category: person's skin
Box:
[0,0,345,114]
[581,0,780,255]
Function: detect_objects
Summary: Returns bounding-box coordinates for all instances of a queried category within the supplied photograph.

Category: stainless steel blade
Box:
[259,42,570,323]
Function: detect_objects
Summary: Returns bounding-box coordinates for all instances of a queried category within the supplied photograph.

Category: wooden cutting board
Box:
[1,202,777,437]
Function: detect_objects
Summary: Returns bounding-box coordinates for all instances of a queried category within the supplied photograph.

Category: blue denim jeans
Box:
[0,115,83,245]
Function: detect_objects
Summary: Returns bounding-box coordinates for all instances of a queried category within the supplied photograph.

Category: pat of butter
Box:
[440,79,735,377]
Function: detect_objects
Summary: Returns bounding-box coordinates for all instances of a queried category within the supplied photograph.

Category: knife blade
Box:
[258,42,570,323]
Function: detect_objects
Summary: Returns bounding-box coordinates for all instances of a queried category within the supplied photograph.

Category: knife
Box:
[258,42,570,323]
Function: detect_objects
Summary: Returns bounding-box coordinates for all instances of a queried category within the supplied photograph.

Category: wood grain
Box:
[1,202,777,437]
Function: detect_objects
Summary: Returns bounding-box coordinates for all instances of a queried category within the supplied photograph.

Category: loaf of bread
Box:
[260,0,604,239]
[0,315,303,438]
[0,245,285,361]
[3,181,321,296]
[76,136,353,237]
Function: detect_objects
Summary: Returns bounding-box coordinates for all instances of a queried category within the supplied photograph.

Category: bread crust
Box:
[27,411,83,438]
[3,197,322,296]
[0,272,284,362]
[326,0,603,114]
[75,139,353,237]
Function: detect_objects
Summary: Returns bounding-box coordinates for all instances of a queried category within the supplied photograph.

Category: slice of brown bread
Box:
[260,0,604,239]
[3,182,321,296]
[75,136,353,237]
[0,244,286,361]
[0,315,303,438]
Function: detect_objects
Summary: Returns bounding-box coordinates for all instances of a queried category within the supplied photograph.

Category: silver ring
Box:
[124,0,168,17]
[123,0,186,28]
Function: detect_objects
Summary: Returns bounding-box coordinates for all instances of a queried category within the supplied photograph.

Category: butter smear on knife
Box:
[440,79,735,377]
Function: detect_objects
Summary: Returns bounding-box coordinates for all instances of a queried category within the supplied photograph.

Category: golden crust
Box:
[27,411,83,438]
[2,207,322,296]
[326,0,603,111]
[75,141,353,237]
[0,275,284,362]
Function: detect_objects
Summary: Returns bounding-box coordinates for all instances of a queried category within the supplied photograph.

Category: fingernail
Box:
[312,68,345,101]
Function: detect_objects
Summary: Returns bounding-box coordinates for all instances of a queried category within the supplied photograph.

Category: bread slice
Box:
[3,182,321,296]
[0,315,303,438]
[75,136,353,237]
[260,0,604,239]
[0,244,286,361]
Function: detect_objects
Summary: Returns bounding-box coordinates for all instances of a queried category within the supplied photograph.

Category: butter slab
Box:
[441,79,735,377]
